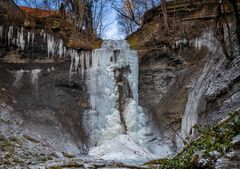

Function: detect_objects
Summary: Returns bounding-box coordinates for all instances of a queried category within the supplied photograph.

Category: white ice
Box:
[30,69,41,89]
[84,40,166,161]
[13,70,28,87]
[8,26,13,46]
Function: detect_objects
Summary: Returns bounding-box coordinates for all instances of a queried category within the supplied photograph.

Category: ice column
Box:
[8,26,13,46]
[17,27,25,50]
[58,39,63,58]
[27,32,31,45]
[86,40,140,144]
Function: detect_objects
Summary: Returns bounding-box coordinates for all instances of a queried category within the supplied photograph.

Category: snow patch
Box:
[89,135,157,161]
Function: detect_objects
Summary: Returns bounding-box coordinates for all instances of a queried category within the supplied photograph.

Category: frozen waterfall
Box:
[80,40,173,161]
[2,26,173,161]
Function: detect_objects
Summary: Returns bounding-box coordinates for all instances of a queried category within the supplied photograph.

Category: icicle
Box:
[27,32,31,46]
[43,33,46,42]
[16,28,19,46]
[85,52,90,69]
[47,34,55,58]
[8,26,13,46]
[16,27,25,50]
[58,39,63,58]
[74,50,80,71]
[20,27,25,50]
[175,39,187,49]
[92,51,99,67]
[194,38,203,50]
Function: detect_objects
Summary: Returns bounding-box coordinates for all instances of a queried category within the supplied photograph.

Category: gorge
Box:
[0,0,240,168]
[1,24,171,161]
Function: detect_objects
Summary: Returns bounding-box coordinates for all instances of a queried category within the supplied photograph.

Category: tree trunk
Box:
[229,0,240,53]
[85,0,93,35]
[161,0,169,32]
[215,0,233,61]
[78,0,85,30]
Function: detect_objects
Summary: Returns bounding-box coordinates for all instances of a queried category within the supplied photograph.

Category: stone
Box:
[62,152,75,158]
[1,103,6,108]
[51,152,64,159]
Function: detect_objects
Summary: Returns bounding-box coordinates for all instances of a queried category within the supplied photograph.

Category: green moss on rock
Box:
[145,108,240,169]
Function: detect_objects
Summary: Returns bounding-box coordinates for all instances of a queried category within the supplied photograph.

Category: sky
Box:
[104,12,124,40]
[15,0,123,40]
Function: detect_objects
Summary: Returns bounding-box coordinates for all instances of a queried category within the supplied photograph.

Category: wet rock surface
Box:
[130,0,240,166]
[215,135,240,169]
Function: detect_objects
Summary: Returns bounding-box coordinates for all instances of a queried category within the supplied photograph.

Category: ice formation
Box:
[191,32,215,51]
[30,69,42,89]
[47,34,55,58]
[11,69,41,90]
[175,39,187,49]
[82,40,168,161]
[1,26,172,160]
[47,34,67,59]
[8,26,13,46]
[27,32,31,45]
[12,70,29,87]
[177,31,219,150]
[17,27,25,50]
[1,26,90,63]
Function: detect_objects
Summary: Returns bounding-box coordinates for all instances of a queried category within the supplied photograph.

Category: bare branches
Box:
[112,3,140,26]
[161,0,169,32]
[112,0,159,37]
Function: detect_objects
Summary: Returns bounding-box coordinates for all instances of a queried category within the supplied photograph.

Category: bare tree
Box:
[161,0,169,32]
[215,0,234,61]
[112,0,159,36]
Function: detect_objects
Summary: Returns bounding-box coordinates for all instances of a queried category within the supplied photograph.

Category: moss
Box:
[52,20,61,29]
[0,138,12,150]
[128,35,138,49]
[94,40,103,48]
[149,20,158,32]
[146,108,240,169]
[36,153,53,162]
[47,167,62,169]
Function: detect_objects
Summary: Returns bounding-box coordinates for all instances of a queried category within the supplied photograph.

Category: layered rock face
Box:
[0,12,172,160]
[0,0,240,167]
[0,1,98,157]
[128,0,240,152]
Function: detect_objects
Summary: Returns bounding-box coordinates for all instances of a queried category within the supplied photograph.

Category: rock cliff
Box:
[127,0,240,167]
[0,0,240,168]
